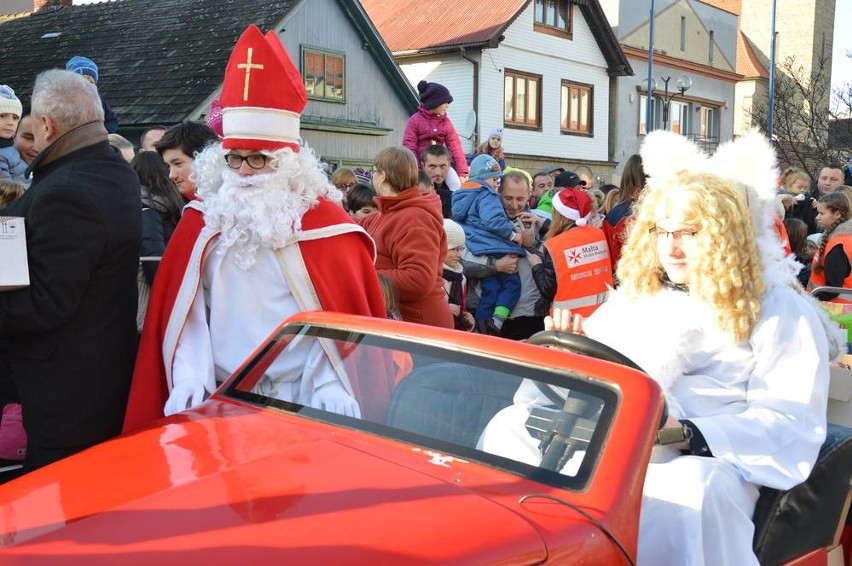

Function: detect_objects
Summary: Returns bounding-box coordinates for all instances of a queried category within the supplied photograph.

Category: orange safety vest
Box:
[545,225,613,317]
[808,233,852,303]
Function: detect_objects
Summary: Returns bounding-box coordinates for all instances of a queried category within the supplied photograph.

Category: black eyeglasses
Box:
[224,153,272,170]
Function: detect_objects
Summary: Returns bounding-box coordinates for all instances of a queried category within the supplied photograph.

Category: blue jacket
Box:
[452,181,525,257]
[0,142,27,181]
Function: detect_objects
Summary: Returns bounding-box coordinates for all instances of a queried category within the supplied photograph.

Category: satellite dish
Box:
[461,110,477,141]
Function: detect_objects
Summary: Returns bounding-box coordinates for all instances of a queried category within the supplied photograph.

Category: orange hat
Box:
[220,25,306,152]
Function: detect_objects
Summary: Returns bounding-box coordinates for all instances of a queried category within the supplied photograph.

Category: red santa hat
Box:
[552,187,593,226]
[220,25,306,152]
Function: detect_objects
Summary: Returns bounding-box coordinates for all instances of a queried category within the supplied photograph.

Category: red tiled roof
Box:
[737,31,768,79]
[697,0,740,16]
[361,0,527,52]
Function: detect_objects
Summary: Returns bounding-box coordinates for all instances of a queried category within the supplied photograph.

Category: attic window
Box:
[301,46,346,103]
[533,0,573,40]
[41,32,61,39]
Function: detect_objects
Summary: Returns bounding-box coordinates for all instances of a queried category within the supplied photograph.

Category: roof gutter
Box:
[460,46,479,147]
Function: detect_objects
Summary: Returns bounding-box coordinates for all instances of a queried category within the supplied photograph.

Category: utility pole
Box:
[646,0,655,133]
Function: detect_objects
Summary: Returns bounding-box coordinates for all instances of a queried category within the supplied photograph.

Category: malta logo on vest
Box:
[564,241,608,268]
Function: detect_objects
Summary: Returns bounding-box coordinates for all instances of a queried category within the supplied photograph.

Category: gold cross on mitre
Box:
[237,47,265,101]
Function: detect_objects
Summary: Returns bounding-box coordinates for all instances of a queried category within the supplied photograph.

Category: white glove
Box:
[164,379,207,416]
[310,380,361,418]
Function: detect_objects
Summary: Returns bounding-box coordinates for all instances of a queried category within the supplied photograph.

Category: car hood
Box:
[0,403,549,564]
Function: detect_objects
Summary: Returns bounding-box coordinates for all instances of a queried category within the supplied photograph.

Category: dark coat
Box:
[0,121,141,466]
[140,204,178,285]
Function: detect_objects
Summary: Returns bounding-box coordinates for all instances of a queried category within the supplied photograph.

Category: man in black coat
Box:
[0,69,141,472]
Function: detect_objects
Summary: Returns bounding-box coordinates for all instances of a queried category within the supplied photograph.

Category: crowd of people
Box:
[0,22,845,566]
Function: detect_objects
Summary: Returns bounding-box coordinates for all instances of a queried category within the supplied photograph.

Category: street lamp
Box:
[639,74,693,131]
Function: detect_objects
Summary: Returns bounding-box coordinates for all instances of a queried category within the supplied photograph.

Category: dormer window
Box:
[534,0,573,40]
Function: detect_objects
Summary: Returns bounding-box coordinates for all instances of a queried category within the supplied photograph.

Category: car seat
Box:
[752,423,852,565]
[384,362,521,448]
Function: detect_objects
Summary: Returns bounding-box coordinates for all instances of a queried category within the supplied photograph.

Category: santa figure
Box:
[124,25,389,431]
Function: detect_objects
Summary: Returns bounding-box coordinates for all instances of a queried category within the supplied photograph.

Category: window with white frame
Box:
[698,106,719,138]
[669,100,689,134]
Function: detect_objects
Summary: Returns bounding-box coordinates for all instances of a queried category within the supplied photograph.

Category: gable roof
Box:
[0,0,418,126]
[362,0,632,77]
[736,30,768,79]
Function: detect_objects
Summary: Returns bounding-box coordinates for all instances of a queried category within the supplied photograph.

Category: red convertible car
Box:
[0,312,847,565]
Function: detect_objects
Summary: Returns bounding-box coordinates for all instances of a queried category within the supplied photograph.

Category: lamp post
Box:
[639,74,693,131]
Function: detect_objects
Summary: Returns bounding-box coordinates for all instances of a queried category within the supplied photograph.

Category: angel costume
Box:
[478,131,840,565]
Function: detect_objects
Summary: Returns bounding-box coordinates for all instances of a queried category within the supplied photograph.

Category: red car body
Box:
[0,313,722,563]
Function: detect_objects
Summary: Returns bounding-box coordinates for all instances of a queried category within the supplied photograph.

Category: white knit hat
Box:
[443,219,466,249]
[0,86,21,117]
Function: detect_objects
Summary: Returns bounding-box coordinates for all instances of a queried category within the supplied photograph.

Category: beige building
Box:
[601,0,740,175]
[707,0,836,137]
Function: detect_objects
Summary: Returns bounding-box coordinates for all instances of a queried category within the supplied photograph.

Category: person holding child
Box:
[0,86,27,182]
[403,80,469,189]
[452,154,524,335]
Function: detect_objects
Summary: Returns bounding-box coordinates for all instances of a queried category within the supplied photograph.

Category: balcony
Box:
[683,133,720,154]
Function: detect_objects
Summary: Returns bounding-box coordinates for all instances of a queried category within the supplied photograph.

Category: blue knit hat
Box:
[417,80,453,110]
[469,154,502,182]
[66,56,99,83]
[0,85,21,117]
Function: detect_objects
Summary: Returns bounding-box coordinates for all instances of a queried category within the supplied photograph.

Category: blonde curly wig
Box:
[616,171,765,342]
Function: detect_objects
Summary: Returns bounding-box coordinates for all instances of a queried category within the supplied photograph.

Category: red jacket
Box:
[359,188,454,328]
[403,106,470,176]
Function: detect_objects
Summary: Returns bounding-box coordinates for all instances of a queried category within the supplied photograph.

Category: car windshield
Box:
[223,322,619,491]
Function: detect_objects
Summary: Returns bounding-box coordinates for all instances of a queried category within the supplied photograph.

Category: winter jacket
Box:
[0,120,141,464]
[140,190,179,285]
[535,190,555,214]
[0,140,27,181]
[403,106,469,176]
[452,181,525,257]
[787,195,819,235]
[358,188,453,328]
[102,98,118,134]
[603,199,635,273]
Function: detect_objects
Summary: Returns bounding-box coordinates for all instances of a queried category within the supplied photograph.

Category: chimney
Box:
[34,0,72,11]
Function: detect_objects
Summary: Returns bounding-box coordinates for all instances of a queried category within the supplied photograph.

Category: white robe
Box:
[170,239,338,409]
[480,285,830,565]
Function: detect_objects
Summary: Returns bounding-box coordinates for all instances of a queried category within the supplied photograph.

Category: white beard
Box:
[193,144,343,269]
